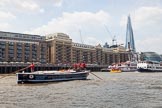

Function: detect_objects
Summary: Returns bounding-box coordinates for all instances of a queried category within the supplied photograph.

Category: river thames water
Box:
[0,72,162,108]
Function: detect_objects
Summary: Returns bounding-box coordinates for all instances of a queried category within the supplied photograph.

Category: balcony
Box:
[8,54,14,58]
[9,43,14,46]
[17,47,22,50]
[0,42,6,45]
[25,43,30,45]
[8,50,14,54]
[1,45,6,49]
[32,49,37,51]
[17,43,22,46]
[17,58,22,62]
[9,46,14,49]
[25,46,30,49]
[32,55,37,58]
[32,51,37,54]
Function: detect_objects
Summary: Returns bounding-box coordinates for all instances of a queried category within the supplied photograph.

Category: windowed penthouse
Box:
[0,31,47,64]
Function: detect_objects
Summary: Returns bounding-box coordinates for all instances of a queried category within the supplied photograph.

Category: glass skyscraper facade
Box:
[125,15,136,52]
[140,52,162,62]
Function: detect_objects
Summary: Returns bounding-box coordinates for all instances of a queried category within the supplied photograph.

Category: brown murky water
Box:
[0,72,162,108]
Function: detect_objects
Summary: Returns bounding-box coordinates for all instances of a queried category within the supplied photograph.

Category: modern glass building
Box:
[140,52,162,62]
[125,15,136,52]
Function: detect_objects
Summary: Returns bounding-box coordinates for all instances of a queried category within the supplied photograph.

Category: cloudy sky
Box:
[0,0,162,54]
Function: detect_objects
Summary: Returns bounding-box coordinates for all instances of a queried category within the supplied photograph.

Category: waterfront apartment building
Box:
[46,33,72,65]
[46,33,129,65]
[0,31,47,63]
[0,31,129,65]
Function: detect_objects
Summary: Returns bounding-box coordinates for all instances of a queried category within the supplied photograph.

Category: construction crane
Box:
[104,25,123,48]
[79,29,84,44]
[104,25,117,46]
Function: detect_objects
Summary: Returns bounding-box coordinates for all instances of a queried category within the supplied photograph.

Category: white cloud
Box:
[26,10,111,45]
[0,0,10,6]
[0,23,11,30]
[120,6,162,53]
[15,0,44,13]
[0,0,63,13]
[20,1,40,11]
[53,0,63,7]
[136,35,162,54]
[120,6,162,30]
[134,7,162,30]
[0,0,44,13]
[85,36,102,45]
[0,11,16,20]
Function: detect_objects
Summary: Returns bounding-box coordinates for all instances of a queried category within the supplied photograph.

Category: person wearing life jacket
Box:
[75,63,81,72]
[73,63,77,70]
[80,63,86,70]
[29,63,35,72]
[83,63,86,69]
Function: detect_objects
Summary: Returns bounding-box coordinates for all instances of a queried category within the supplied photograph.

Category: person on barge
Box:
[29,63,35,72]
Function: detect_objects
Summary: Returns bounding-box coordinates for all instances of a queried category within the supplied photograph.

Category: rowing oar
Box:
[0,66,29,79]
[90,72,103,80]
[12,66,30,74]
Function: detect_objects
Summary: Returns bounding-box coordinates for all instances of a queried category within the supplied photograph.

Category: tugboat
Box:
[137,61,162,72]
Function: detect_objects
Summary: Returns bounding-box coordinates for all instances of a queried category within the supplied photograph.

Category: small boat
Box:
[16,70,90,84]
[109,61,137,72]
[118,61,137,72]
[110,67,121,73]
[137,61,162,72]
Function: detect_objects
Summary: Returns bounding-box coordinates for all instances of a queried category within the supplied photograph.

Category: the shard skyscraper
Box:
[125,15,136,52]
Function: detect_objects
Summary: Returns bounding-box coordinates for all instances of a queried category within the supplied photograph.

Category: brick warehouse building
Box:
[0,31,47,64]
[46,33,129,65]
[0,31,129,66]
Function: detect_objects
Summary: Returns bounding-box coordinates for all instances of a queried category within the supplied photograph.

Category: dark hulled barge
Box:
[16,70,90,84]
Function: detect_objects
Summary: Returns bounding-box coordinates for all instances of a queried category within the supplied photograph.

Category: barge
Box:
[16,70,90,84]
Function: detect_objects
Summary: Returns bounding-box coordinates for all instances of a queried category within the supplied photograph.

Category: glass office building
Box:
[140,52,162,62]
